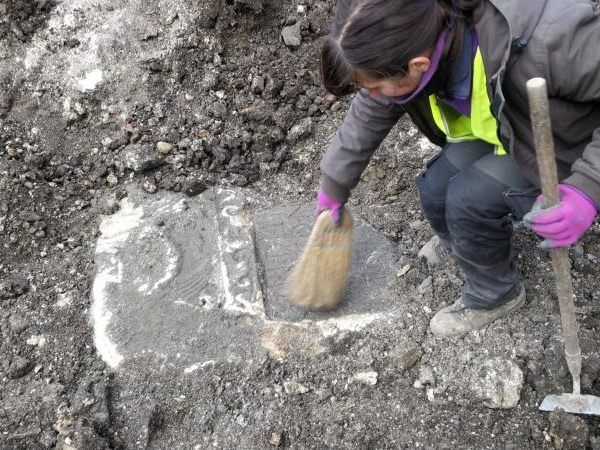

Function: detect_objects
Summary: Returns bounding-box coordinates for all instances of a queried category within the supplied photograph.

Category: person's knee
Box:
[446,167,506,222]
[445,173,476,223]
[415,154,452,211]
[416,171,444,212]
[446,171,511,263]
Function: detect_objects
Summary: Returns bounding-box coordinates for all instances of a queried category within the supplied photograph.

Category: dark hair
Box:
[321,0,482,96]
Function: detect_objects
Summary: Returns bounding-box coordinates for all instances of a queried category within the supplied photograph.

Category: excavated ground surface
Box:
[2,0,600,448]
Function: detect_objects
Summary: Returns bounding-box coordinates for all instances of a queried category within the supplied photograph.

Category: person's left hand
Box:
[523,184,598,249]
[315,189,344,225]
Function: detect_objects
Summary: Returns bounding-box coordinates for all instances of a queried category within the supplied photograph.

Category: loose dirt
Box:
[1,1,600,448]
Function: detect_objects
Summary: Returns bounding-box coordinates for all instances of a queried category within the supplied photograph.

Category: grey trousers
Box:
[416,140,540,309]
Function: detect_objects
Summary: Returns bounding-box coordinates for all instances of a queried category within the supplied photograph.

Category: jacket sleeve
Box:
[546,2,600,206]
[320,89,404,202]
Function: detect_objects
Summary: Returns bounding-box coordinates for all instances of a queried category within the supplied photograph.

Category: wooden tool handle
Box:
[526,78,560,207]
[527,78,581,389]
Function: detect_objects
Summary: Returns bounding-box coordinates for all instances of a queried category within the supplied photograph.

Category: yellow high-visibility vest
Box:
[428,48,506,155]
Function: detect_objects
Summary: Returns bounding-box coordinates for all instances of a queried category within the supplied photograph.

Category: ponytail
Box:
[436,0,481,23]
[321,0,482,96]
[434,0,482,94]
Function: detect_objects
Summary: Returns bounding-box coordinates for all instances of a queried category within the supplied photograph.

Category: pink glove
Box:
[316,189,343,224]
[523,184,598,249]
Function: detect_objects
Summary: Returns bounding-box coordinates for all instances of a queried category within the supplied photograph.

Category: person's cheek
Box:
[388,81,409,96]
[368,88,382,97]
[386,87,404,97]
[381,86,397,96]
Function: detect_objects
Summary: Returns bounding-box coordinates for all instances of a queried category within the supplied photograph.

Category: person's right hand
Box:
[315,189,343,225]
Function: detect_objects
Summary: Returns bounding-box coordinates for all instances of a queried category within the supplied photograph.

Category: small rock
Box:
[295,95,311,111]
[241,100,270,123]
[27,335,47,347]
[418,366,435,386]
[9,313,29,333]
[227,174,248,187]
[251,75,266,94]
[282,22,302,48]
[143,176,158,194]
[107,130,130,150]
[177,138,192,149]
[426,388,436,403]
[122,144,163,172]
[397,265,411,277]
[269,432,282,447]
[148,60,163,72]
[56,292,73,308]
[39,428,57,448]
[286,118,313,144]
[183,178,206,197]
[156,142,173,155]
[6,146,22,158]
[391,346,423,371]
[101,137,113,149]
[331,101,343,112]
[274,105,295,129]
[8,356,34,379]
[471,358,523,409]
[167,154,187,169]
[106,173,118,187]
[571,244,584,259]
[241,132,254,144]
[18,211,41,222]
[548,410,589,449]
[208,101,228,119]
[409,220,424,230]
[349,371,378,386]
[63,98,87,123]
[264,77,283,97]
[418,276,433,295]
[447,272,463,287]
[283,381,310,395]
[89,164,108,182]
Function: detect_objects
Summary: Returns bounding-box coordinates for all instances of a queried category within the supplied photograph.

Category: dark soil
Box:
[0,0,57,41]
[1,1,600,449]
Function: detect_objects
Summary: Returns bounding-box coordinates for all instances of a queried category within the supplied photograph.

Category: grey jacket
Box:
[321,0,600,206]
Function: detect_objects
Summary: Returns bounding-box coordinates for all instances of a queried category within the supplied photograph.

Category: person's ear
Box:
[408,56,431,74]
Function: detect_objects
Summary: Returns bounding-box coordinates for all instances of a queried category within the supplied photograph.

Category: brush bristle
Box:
[286,209,353,310]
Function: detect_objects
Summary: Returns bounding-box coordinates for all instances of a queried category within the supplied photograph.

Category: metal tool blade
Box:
[540,394,600,416]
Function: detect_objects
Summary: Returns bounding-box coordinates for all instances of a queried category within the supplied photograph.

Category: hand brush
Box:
[286,208,354,310]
